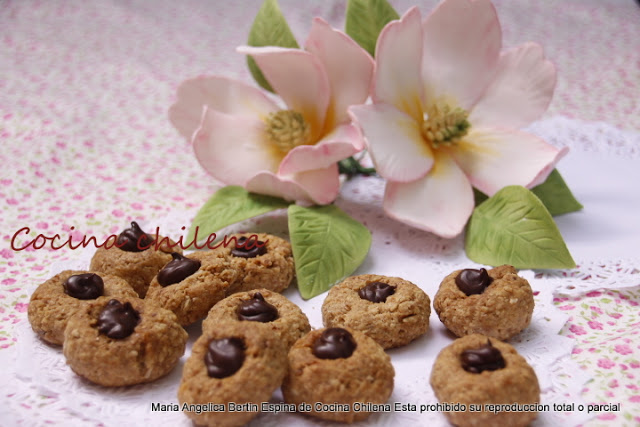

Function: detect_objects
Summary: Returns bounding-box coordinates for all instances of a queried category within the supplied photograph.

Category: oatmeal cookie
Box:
[178,322,287,427]
[145,251,239,326]
[430,334,540,427]
[322,274,430,349]
[63,296,187,386]
[433,265,534,340]
[282,327,395,423]
[89,221,181,298]
[207,233,294,295]
[202,289,310,350]
[28,270,137,345]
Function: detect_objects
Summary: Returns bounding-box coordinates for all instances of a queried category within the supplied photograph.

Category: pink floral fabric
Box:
[557,287,640,425]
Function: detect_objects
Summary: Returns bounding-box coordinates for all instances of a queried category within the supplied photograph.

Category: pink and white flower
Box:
[349,0,567,237]
[169,18,373,204]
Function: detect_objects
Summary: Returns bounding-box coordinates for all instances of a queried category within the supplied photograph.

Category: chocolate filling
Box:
[237,292,278,322]
[358,281,396,303]
[157,253,201,287]
[205,337,246,378]
[461,340,506,373]
[116,221,154,252]
[312,328,357,359]
[63,273,104,300]
[455,268,493,296]
[231,236,267,259]
[97,299,140,339]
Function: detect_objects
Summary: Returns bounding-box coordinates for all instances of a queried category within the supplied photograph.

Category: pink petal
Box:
[245,172,309,203]
[451,127,569,195]
[469,43,556,129]
[192,107,282,186]
[349,103,434,183]
[245,165,340,205]
[305,18,374,129]
[384,151,474,238]
[421,0,501,110]
[278,123,363,176]
[373,7,424,121]
[237,46,330,141]
[293,164,341,204]
[169,76,278,141]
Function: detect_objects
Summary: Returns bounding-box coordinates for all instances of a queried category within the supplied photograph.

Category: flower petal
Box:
[192,107,282,185]
[245,165,340,205]
[278,123,363,176]
[237,46,330,141]
[169,76,278,141]
[293,164,341,204]
[373,7,424,121]
[245,172,310,203]
[469,43,556,129]
[305,17,374,130]
[384,151,474,238]
[421,0,501,109]
[349,103,434,183]
[451,126,569,195]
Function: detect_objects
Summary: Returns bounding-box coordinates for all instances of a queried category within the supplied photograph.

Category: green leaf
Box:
[345,0,399,57]
[288,205,371,299]
[465,185,575,269]
[531,169,583,216]
[247,0,299,92]
[472,170,583,216]
[188,186,290,242]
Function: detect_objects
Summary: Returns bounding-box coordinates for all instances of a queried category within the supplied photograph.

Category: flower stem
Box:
[338,156,376,178]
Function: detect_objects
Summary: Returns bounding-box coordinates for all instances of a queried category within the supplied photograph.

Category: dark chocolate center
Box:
[455,268,493,296]
[116,221,154,252]
[237,292,278,322]
[205,337,246,378]
[461,340,506,373]
[63,273,104,300]
[231,236,267,259]
[157,253,201,287]
[97,299,140,339]
[358,281,396,303]
[312,328,357,359]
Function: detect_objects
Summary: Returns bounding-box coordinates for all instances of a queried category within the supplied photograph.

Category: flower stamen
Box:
[422,103,470,149]
[265,110,312,153]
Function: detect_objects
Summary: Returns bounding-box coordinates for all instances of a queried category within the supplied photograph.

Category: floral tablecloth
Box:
[1,1,639,426]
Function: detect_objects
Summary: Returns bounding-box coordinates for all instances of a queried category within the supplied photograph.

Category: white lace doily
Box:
[4,115,640,426]
[8,270,591,427]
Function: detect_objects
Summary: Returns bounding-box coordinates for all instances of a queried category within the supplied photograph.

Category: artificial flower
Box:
[169,18,373,204]
[349,0,567,237]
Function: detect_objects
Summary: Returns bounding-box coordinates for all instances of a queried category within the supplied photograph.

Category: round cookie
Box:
[207,233,294,295]
[282,327,395,423]
[178,322,287,427]
[63,296,187,386]
[145,251,240,326]
[28,270,138,345]
[433,265,534,340]
[90,221,181,298]
[202,288,310,350]
[430,334,540,427]
[322,274,430,349]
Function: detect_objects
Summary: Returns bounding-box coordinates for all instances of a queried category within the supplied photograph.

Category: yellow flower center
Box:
[264,110,312,153]
[421,103,470,149]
